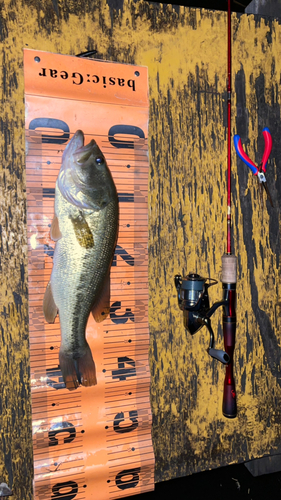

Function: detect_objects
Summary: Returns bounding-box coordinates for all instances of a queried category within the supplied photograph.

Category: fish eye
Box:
[95,157,104,165]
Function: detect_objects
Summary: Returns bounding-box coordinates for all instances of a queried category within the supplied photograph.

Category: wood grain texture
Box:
[0,2,33,497]
[0,0,281,494]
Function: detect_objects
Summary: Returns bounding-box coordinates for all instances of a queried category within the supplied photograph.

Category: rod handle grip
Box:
[223,378,237,418]
[222,319,237,418]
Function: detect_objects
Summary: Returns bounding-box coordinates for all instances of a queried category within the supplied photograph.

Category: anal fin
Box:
[43,282,58,323]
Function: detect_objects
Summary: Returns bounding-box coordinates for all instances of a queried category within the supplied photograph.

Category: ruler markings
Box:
[104,399,151,411]
[104,382,150,393]
[103,353,149,362]
[107,438,153,453]
[104,391,151,402]
[106,428,152,440]
[104,398,151,410]
[32,395,82,404]
[109,486,153,499]
[34,447,84,459]
[104,387,150,397]
[35,458,85,468]
[104,386,151,395]
[35,473,86,483]
[106,434,152,444]
[107,456,154,470]
[108,460,155,474]
[34,436,84,447]
[104,391,151,401]
[34,458,85,467]
[32,408,83,417]
[32,412,83,421]
[25,54,153,500]
[35,468,86,484]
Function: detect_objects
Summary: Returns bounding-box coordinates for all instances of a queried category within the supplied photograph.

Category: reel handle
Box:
[208,348,230,365]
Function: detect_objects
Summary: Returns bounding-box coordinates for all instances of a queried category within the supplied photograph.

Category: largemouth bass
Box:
[43,130,119,390]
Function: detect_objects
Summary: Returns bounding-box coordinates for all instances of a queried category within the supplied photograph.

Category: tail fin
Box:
[77,345,97,387]
[59,345,97,391]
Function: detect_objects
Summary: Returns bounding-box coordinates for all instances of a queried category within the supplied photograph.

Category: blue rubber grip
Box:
[233,135,258,175]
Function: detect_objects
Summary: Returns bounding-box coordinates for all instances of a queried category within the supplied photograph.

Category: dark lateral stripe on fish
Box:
[43,188,134,203]
[44,243,135,266]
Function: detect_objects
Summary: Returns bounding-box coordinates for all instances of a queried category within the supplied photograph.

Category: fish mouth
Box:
[58,130,100,210]
[61,130,84,163]
[64,130,97,164]
[74,139,96,165]
[71,130,84,150]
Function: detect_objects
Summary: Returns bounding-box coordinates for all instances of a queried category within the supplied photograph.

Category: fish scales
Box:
[53,193,118,353]
[43,130,119,390]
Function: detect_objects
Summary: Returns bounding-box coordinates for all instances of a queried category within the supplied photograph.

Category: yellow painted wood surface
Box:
[1,1,281,495]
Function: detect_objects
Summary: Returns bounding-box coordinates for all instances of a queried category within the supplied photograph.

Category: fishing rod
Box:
[221,0,237,418]
[175,0,237,418]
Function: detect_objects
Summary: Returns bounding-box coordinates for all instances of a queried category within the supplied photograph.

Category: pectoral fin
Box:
[50,215,62,241]
[91,274,110,322]
[70,212,94,249]
[43,282,58,323]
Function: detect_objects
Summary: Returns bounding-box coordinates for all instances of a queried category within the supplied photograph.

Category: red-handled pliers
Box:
[234,128,273,207]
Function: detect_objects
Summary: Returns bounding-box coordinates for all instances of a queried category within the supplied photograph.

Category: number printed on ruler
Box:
[24,49,154,500]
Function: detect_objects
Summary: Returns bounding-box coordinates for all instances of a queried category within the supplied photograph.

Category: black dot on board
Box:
[128,339,132,343]
[107,480,110,484]
[81,430,85,434]
[102,369,106,373]
[54,462,58,466]
[34,56,40,63]
[128,392,132,395]
[83,485,87,488]
[50,346,54,350]
[52,403,55,406]
[132,448,135,451]
[135,71,140,76]
[127,282,130,285]
[127,224,130,227]
[105,426,108,429]
[127,164,131,168]
[47,161,51,165]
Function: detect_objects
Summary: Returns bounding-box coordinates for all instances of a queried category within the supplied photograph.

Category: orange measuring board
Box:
[24,49,154,500]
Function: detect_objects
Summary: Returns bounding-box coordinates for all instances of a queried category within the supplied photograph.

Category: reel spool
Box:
[175,273,230,364]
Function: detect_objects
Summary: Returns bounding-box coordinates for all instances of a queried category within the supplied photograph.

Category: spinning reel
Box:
[175,273,230,364]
